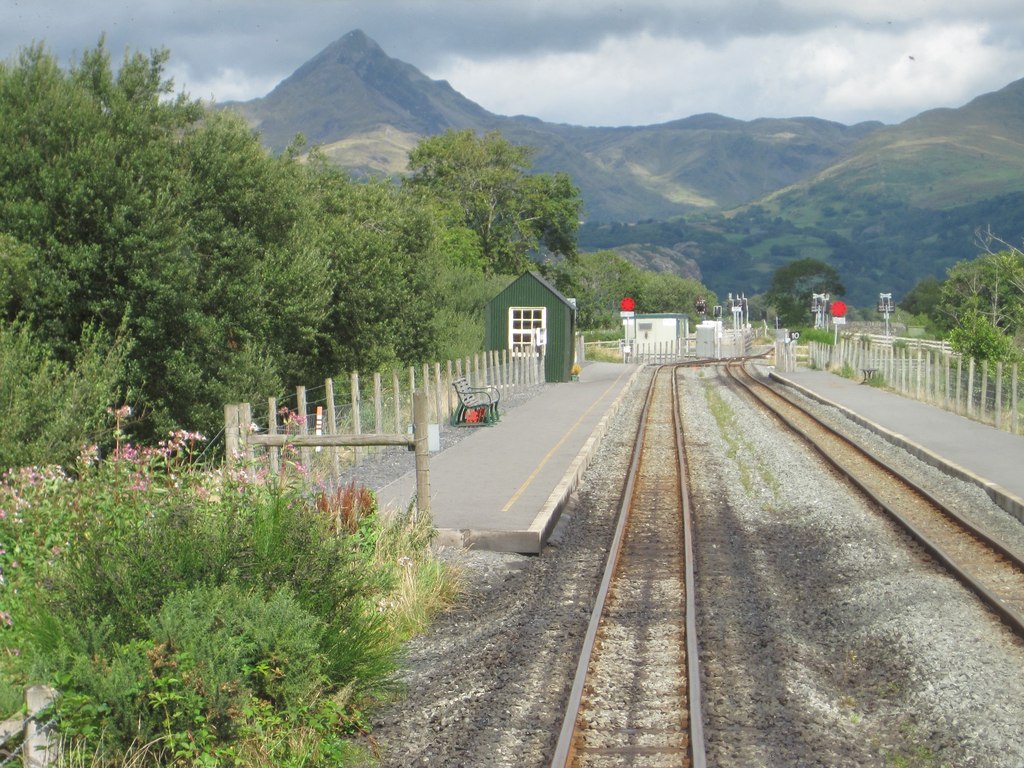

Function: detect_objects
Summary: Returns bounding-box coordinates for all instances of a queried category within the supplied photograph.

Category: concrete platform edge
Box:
[769,370,1024,525]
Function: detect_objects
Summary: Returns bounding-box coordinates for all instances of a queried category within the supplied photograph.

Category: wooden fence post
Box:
[392,369,402,435]
[413,390,430,522]
[224,404,240,465]
[267,397,280,477]
[350,373,361,465]
[434,362,443,425]
[297,386,311,472]
[446,359,454,423]
[373,373,383,434]
[967,358,975,417]
[25,684,59,767]
[325,380,340,483]
[981,360,990,425]
[996,361,1004,430]
[1014,363,1020,435]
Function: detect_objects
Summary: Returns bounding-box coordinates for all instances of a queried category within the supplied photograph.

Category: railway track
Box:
[724,360,1024,638]
[551,365,705,768]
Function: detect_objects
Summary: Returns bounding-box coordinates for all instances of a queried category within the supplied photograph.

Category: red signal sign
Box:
[620,296,636,312]
[831,300,847,318]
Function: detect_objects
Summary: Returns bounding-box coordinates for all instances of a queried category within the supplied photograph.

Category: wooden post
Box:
[967,358,975,417]
[392,369,402,435]
[1013,363,1020,435]
[422,363,431,421]
[980,360,989,423]
[25,684,58,767]
[224,404,240,465]
[434,362,443,425]
[446,359,455,422]
[296,386,311,473]
[325,381,340,483]
[373,373,383,434]
[944,354,951,409]
[956,355,963,415]
[915,348,923,399]
[267,397,280,478]
[996,361,1004,430]
[413,390,430,522]
[350,372,361,465]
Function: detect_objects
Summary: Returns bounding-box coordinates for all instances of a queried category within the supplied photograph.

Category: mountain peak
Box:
[231,29,493,152]
[286,29,388,83]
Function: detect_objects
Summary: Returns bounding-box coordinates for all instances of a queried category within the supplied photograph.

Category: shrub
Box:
[0,322,128,471]
[2,447,409,765]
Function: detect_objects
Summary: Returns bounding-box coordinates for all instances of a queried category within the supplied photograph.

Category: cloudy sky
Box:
[4,0,1024,128]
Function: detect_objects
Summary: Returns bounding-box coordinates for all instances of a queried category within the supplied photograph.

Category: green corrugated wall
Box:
[484,272,576,383]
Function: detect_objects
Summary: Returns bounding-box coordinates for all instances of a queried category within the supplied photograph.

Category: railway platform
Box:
[375,361,643,554]
[768,365,1024,523]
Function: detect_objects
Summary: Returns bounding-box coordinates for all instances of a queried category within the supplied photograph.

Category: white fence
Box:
[808,338,1021,435]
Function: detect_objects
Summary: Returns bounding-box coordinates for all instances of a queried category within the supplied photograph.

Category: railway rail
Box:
[724,359,1024,639]
[551,365,706,768]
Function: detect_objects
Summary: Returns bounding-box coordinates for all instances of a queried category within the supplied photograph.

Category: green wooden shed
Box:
[484,271,577,383]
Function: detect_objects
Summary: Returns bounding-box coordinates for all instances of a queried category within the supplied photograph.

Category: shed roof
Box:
[489,271,575,310]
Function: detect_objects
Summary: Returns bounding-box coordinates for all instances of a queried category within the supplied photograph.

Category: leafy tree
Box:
[947,309,1019,362]
[0,322,128,470]
[938,248,1024,342]
[547,250,644,329]
[765,257,845,327]
[898,275,947,335]
[406,129,582,274]
[301,164,445,376]
[900,276,943,320]
[639,270,712,317]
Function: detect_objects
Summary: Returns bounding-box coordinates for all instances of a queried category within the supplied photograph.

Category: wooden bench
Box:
[451,377,500,426]
[860,367,879,384]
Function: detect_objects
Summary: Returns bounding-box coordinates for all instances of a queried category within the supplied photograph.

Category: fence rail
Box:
[809,338,1021,435]
[223,350,545,504]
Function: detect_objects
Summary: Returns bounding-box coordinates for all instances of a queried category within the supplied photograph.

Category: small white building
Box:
[623,313,690,346]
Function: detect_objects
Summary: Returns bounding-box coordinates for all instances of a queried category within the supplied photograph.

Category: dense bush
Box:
[0,437,455,765]
[0,321,128,470]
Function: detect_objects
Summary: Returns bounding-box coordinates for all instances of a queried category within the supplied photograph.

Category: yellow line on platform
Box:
[501,373,628,514]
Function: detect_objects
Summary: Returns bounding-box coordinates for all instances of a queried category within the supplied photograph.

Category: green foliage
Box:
[0,441,422,764]
[793,326,836,346]
[545,250,715,330]
[939,248,1024,340]
[0,42,459,446]
[947,309,1020,363]
[407,129,582,274]
[899,276,943,321]
[0,322,128,471]
[766,258,845,327]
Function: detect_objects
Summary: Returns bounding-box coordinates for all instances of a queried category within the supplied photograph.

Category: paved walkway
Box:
[768,365,1024,523]
[376,362,643,553]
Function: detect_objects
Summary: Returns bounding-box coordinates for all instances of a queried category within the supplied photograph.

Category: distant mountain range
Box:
[225,30,1024,307]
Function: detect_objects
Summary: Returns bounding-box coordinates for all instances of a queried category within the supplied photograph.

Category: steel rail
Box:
[724,360,1024,639]
[673,365,708,768]
[550,365,706,768]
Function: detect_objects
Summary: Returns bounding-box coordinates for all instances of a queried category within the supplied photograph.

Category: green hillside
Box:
[224,30,1024,310]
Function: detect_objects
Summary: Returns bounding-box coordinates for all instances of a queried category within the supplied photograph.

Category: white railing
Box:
[808,339,1021,435]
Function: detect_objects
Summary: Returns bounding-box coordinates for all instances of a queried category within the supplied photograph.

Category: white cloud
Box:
[433,19,1024,126]
[167,64,281,103]
[4,0,1024,126]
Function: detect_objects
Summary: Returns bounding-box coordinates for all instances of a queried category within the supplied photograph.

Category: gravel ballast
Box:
[357,365,1024,767]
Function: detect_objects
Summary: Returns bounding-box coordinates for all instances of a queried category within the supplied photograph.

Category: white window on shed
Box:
[509,306,546,356]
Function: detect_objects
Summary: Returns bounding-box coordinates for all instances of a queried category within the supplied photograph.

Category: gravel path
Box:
[354,364,1024,767]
